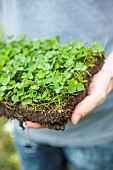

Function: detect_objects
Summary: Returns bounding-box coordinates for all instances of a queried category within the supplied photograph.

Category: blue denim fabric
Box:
[13,128,113,170]
[64,145,113,170]
[15,142,67,170]
[13,128,68,170]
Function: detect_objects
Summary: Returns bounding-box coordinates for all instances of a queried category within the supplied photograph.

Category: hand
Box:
[71,53,113,125]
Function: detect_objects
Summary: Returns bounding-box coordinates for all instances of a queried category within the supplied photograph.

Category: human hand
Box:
[71,52,113,125]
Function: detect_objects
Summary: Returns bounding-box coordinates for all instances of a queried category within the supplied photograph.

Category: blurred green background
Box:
[0,15,20,170]
[0,118,20,170]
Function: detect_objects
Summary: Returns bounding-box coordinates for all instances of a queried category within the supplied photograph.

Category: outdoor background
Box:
[0,14,20,170]
[0,118,20,170]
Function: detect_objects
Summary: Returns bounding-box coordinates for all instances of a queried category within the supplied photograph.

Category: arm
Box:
[23,52,113,128]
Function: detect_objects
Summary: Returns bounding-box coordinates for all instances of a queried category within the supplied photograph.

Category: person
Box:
[1,0,113,170]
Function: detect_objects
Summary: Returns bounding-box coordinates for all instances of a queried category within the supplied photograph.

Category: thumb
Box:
[71,91,104,125]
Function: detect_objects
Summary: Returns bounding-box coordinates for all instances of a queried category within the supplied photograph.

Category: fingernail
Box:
[23,122,28,128]
[88,90,91,95]
[73,114,82,125]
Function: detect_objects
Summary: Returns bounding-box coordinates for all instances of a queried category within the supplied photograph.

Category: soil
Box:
[0,56,104,130]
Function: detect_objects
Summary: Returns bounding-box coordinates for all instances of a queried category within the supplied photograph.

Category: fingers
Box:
[71,92,102,125]
[71,70,109,125]
[23,121,46,129]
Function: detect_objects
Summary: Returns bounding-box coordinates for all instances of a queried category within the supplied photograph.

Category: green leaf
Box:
[67,79,78,94]
[92,42,104,54]
[17,91,24,96]
[36,70,45,79]
[22,99,32,105]
[16,83,22,89]
[31,85,38,90]
[11,95,19,103]
[36,93,42,100]
[54,84,63,93]
[42,91,48,99]
[76,83,84,91]
[0,85,7,91]
[68,86,76,94]
[21,72,33,80]
[75,62,87,71]
[70,40,85,49]
[0,75,10,85]
[67,79,78,86]
[64,59,74,68]
[0,91,4,97]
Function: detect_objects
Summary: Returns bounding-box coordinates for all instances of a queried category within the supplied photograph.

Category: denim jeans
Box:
[13,128,113,170]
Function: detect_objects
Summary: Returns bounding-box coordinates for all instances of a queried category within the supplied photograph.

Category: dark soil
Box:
[0,56,104,130]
